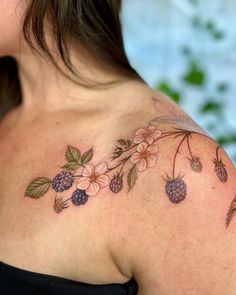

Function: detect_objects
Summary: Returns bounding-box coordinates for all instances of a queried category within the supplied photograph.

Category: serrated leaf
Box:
[63,162,81,171]
[81,148,93,164]
[25,177,51,199]
[127,140,132,147]
[66,145,81,162]
[127,165,137,191]
[118,139,127,146]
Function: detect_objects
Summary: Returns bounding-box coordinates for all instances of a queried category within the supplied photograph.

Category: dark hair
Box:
[0,0,142,118]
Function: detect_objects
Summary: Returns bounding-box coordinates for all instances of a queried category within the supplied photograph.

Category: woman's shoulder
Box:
[106,87,236,293]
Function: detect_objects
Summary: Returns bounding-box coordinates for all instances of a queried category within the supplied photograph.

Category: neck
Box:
[14,46,134,121]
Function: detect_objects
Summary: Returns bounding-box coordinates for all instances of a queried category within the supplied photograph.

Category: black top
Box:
[0,261,138,295]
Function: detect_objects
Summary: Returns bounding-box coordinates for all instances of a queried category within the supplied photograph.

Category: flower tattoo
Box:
[76,163,109,196]
[25,122,231,227]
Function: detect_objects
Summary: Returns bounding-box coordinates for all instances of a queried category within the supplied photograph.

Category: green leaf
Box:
[182,61,206,86]
[118,139,127,146]
[127,165,137,191]
[157,81,182,104]
[63,162,81,171]
[25,177,51,199]
[81,148,93,164]
[66,145,81,162]
[127,140,132,147]
[199,100,223,115]
[118,139,132,147]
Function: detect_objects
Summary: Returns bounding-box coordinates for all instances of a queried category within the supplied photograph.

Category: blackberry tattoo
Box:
[189,156,202,173]
[52,171,74,192]
[187,135,202,173]
[164,176,187,204]
[213,147,228,183]
[71,189,89,206]
[110,173,123,193]
[25,114,230,216]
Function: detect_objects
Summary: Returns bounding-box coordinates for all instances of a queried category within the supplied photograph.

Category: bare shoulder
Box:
[105,92,236,294]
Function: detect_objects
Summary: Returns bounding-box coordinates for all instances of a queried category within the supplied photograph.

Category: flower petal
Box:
[147,125,156,132]
[82,164,94,177]
[152,129,162,139]
[130,152,141,164]
[77,177,90,190]
[146,155,157,168]
[86,182,100,196]
[95,162,108,175]
[147,143,159,154]
[146,137,154,145]
[137,142,148,153]
[133,135,144,144]
[136,158,147,171]
[96,174,109,188]
[135,128,146,136]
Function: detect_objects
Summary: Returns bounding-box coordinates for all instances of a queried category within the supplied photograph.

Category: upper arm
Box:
[112,129,236,295]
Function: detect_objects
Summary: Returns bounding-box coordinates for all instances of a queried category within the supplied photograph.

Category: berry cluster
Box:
[165,177,187,204]
[109,174,123,193]
[52,171,74,192]
[71,189,89,206]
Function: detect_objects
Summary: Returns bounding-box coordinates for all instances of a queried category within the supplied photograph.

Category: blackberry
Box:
[189,156,202,173]
[213,158,228,183]
[52,171,74,192]
[165,176,187,204]
[109,173,123,193]
[71,189,89,206]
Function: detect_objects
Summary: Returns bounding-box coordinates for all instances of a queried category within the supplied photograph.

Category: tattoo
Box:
[226,195,236,227]
[150,96,205,132]
[213,146,228,183]
[25,123,228,214]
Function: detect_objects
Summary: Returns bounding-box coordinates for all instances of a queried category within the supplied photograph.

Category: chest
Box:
[0,127,126,284]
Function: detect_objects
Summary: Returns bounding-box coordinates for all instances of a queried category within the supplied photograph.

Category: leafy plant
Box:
[155,11,236,163]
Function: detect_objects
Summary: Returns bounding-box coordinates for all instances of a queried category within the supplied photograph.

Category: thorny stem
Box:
[172,134,188,179]
[107,156,131,174]
[56,196,72,206]
[189,130,221,146]
[186,134,194,159]
[111,131,189,178]
[120,130,185,154]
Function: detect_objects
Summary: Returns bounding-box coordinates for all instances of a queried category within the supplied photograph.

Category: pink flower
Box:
[76,162,109,196]
[133,125,161,145]
[130,142,158,171]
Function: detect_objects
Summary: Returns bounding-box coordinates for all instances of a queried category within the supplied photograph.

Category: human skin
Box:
[0,2,236,294]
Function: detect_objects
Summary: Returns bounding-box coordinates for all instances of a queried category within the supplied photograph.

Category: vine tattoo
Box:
[25,124,230,223]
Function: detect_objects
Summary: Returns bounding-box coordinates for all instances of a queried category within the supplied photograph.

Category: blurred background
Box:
[121,0,236,164]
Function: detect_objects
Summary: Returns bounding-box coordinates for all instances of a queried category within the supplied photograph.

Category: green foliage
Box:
[155,11,236,163]
[182,61,206,86]
[217,134,236,146]
[199,99,224,116]
[191,16,225,40]
[157,81,182,104]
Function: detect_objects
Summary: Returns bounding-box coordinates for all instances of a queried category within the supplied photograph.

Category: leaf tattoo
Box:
[81,148,93,164]
[24,119,230,218]
[66,145,81,163]
[127,165,137,191]
[25,177,52,199]
[226,195,236,227]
